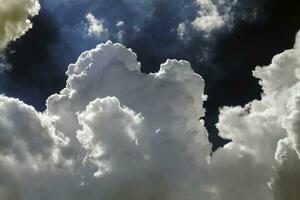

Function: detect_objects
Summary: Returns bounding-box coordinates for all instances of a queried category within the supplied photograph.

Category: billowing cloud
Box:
[0,0,40,49]
[213,30,300,199]
[0,30,299,199]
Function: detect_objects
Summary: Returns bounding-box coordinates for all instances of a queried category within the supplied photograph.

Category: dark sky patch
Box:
[1,10,67,110]
[204,0,300,150]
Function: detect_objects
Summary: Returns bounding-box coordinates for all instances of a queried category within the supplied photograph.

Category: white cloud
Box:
[116,20,125,28]
[77,96,144,176]
[177,0,245,38]
[252,34,300,199]
[0,0,40,49]
[0,96,54,160]
[0,30,300,199]
[85,13,108,38]
[192,0,226,33]
[116,21,126,41]
[177,22,190,40]
[213,30,300,199]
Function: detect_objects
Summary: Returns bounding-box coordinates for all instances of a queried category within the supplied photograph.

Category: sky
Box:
[0,0,300,199]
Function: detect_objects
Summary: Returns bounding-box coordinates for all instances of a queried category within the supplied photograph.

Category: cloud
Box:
[0,52,11,72]
[255,32,300,199]
[0,95,58,161]
[42,0,262,55]
[84,13,108,39]
[0,0,40,49]
[213,30,300,199]
[0,30,299,199]
[44,0,154,44]
[181,0,260,37]
[192,0,228,33]
[1,41,211,199]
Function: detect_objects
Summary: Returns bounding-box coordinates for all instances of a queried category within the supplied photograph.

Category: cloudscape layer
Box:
[0,29,299,199]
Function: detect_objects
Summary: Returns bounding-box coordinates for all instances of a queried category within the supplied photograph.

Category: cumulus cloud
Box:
[0,30,299,199]
[0,0,40,49]
[213,30,300,199]
[253,32,300,199]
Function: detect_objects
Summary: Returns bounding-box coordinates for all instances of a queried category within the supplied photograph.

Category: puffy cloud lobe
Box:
[0,31,300,199]
[0,0,40,49]
[77,97,144,177]
[0,95,57,161]
[0,95,72,200]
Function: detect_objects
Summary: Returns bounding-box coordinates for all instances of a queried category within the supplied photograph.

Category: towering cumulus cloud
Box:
[0,0,40,49]
[0,30,299,199]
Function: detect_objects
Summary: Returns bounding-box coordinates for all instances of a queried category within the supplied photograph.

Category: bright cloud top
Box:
[0,0,40,49]
[0,30,300,199]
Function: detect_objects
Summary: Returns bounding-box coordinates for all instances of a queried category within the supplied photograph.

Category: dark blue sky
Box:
[1,0,300,150]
